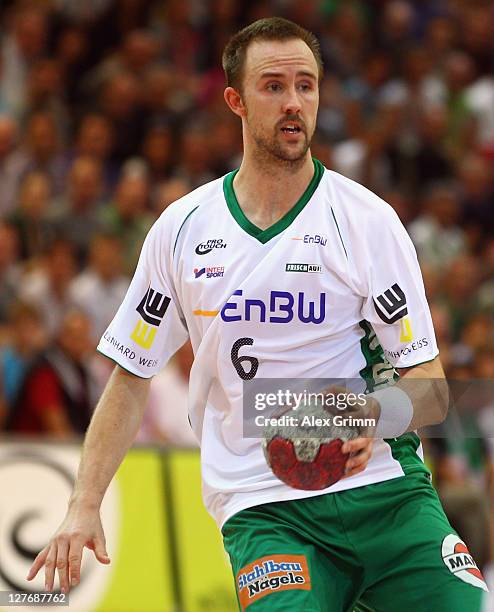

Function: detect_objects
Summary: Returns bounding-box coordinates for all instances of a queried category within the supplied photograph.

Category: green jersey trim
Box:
[387,433,430,476]
[358,320,429,476]
[330,207,348,259]
[173,205,200,257]
[222,158,324,244]
[358,320,397,393]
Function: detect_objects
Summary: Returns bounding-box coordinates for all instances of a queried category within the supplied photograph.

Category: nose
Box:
[281,85,302,115]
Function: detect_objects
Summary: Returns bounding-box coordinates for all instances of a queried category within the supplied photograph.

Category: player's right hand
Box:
[26,507,110,593]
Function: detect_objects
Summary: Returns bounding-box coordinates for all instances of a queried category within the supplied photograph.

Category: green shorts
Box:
[222,473,488,611]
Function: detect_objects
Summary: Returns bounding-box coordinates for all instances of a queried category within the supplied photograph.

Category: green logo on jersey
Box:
[285,263,322,273]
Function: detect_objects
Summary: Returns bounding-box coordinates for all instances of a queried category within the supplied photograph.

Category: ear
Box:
[224,86,246,118]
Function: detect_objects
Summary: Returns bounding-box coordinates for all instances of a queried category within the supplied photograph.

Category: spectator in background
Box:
[141,64,192,120]
[0,221,21,325]
[19,239,77,338]
[424,15,457,73]
[379,45,442,118]
[0,4,49,117]
[430,302,453,371]
[99,72,145,164]
[98,171,153,274]
[17,110,66,195]
[0,53,12,115]
[387,106,454,197]
[6,310,99,437]
[52,156,104,264]
[137,341,198,447]
[74,113,117,194]
[8,171,56,262]
[152,176,191,215]
[0,301,46,426]
[208,114,242,174]
[460,5,494,77]
[379,189,413,226]
[141,123,175,202]
[320,2,367,80]
[408,183,466,271]
[377,0,416,67]
[25,58,69,139]
[0,114,25,216]
[68,232,129,340]
[454,314,494,366]
[83,28,160,94]
[440,52,477,160]
[52,0,113,25]
[477,239,494,313]
[457,154,494,246]
[176,119,216,187]
[465,71,494,148]
[441,255,482,342]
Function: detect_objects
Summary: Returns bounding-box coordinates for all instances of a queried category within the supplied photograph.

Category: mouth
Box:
[280,123,302,135]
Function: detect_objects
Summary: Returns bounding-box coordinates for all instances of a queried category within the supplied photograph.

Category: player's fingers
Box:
[44,542,57,592]
[68,536,85,588]
[92,536,110,565]
[346,448,371,470]
[26,546,49,581]
[55,536,70,594]
[344,462,367,478]
[341,437,373,455]
[344,446,373,477]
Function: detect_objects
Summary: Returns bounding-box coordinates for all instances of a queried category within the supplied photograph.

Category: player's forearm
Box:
[368,356,449,436]
[397,357,448,430]
[68,366,151,510]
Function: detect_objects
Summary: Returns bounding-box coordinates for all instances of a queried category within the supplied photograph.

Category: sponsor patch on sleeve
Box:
[236,554,311,610]
[441,534,488,592]
[130,286,170,349]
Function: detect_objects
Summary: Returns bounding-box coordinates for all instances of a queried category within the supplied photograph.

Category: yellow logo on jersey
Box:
[399,317,413,343]
[193,309,219,317]
[130,319,157,349]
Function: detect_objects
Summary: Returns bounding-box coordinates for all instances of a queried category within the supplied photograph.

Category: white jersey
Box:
[98,159,439,527]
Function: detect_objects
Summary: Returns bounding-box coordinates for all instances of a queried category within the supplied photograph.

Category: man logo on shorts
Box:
[441,534,488,592]
[236,554,311,609]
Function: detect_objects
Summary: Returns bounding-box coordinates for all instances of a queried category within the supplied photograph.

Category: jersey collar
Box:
[222,158,324,244]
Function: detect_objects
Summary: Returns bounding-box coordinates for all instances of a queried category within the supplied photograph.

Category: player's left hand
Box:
[341,437,374,478]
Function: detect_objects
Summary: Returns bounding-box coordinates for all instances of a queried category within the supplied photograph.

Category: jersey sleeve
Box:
[97,217,188,378]
[359,207,439,369]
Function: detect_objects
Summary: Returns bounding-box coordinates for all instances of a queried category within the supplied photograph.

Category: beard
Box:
[247,113,313,168]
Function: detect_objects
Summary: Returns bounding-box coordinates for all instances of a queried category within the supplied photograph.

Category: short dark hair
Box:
[222,17,323,91]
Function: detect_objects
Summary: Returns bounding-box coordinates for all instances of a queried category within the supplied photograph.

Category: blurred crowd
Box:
[0,0,493,566]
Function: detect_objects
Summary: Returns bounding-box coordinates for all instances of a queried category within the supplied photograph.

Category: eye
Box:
[266,82,282,92]
[297,82,313,92]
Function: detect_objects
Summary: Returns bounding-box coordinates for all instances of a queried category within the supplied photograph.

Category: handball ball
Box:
[262,401,360,490]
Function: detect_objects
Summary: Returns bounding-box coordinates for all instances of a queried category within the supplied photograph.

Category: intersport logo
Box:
[194,266,225,279]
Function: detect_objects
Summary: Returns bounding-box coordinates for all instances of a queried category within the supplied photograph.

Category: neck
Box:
[233,149,314,230]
